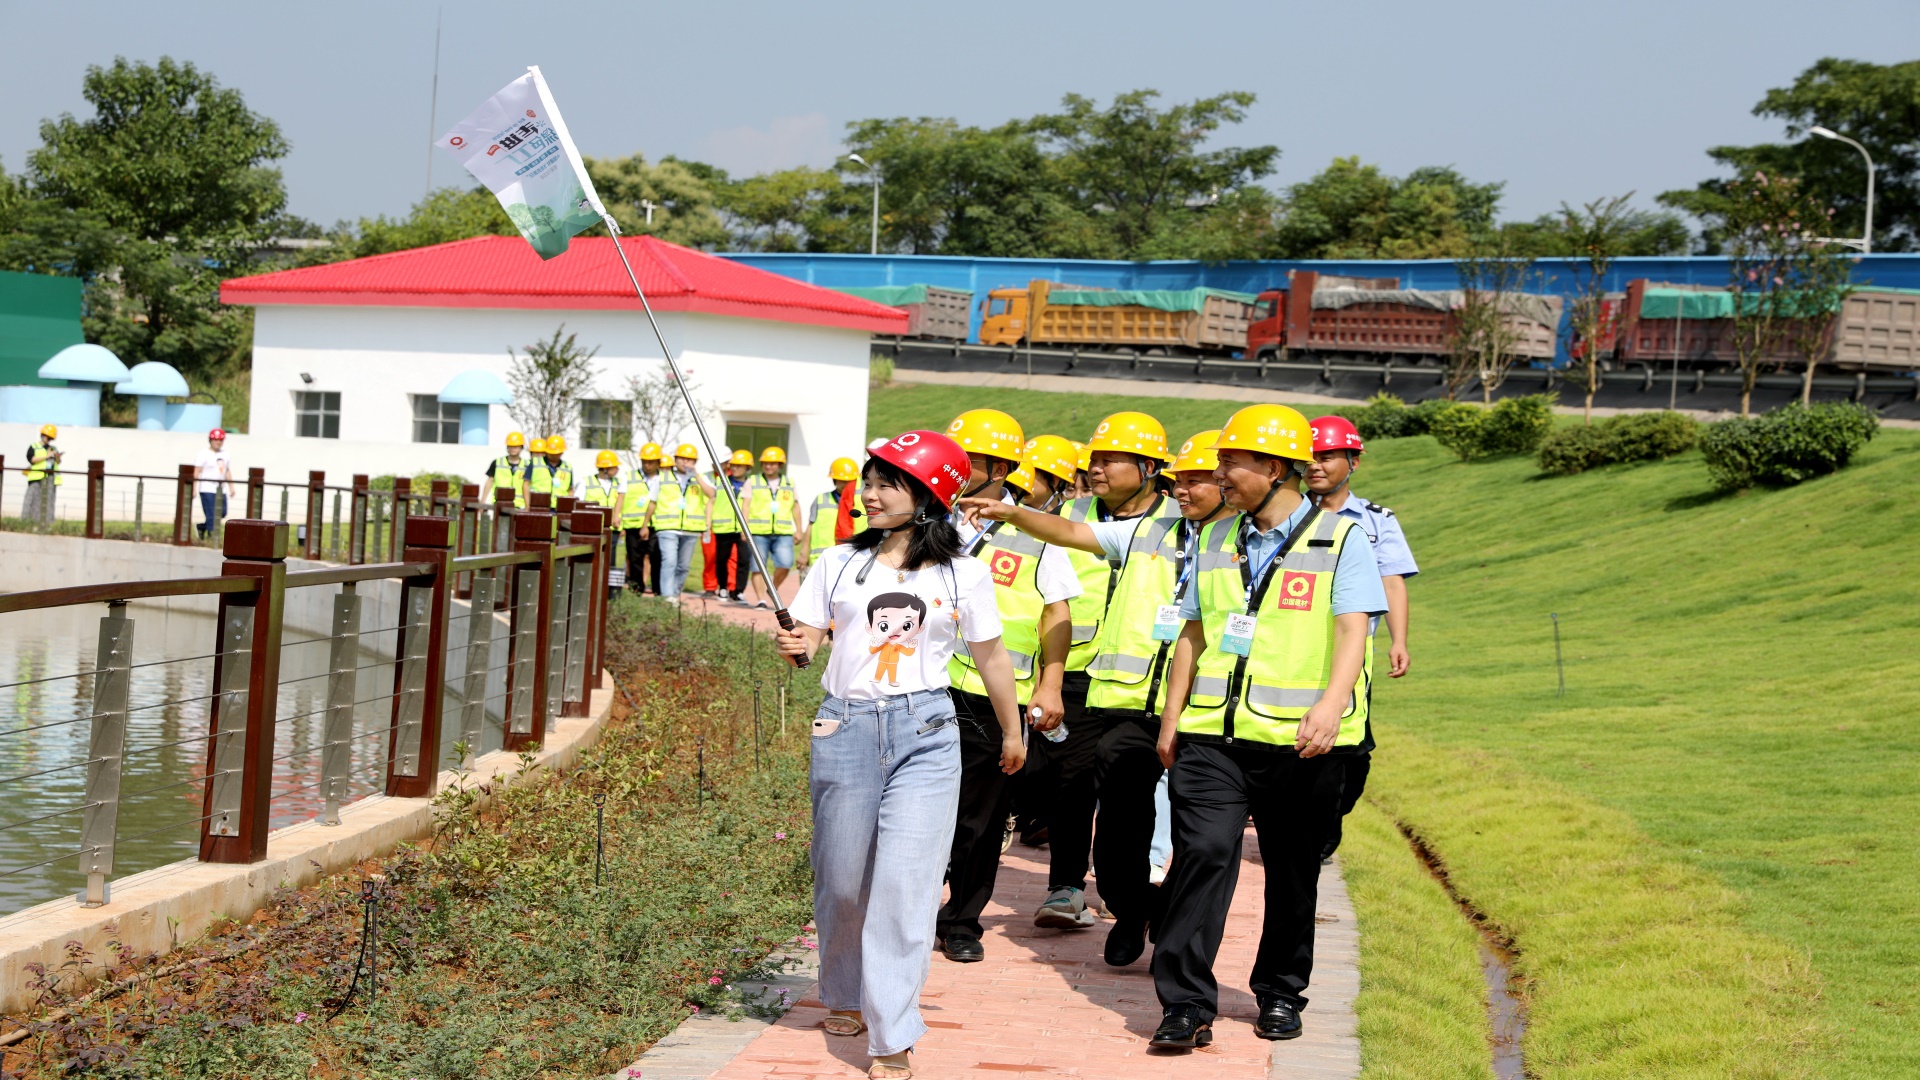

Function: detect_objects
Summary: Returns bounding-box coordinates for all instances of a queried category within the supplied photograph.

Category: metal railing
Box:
[0,504,614,913]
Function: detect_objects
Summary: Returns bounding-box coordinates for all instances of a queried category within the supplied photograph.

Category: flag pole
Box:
[598,216,807,668]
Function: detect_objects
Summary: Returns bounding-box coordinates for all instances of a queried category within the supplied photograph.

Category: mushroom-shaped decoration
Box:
[437,370,514,446]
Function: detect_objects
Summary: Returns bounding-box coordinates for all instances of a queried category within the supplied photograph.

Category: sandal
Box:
[869,1050,913,1078]
[822,1011,866,1037]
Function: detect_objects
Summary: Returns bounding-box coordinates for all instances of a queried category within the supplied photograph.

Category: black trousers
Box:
[1151,741,1345,1020]
[1011,723,1055,841]
[1089,709,1167,926]
[1045,675,1103,894]
[624,528,660,593]
[936,689,1016,940]
[1323,751,1372,858]
[711,531,746,593]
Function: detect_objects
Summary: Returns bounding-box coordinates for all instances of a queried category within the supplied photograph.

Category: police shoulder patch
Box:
[1366,501,1393,517]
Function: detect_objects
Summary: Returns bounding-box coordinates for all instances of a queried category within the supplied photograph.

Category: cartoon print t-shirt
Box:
[791,545,1003,701]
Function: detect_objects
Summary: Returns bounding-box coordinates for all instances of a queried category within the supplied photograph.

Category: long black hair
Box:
[847,455,964,571]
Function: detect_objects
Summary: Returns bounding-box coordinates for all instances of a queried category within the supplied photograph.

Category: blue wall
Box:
[720,252,1920,366]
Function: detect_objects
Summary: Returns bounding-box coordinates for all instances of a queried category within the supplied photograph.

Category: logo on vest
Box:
[989,550,1024,587]
[1276,571,1316,610]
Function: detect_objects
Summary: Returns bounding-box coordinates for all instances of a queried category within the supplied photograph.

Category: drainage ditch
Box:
[1396,822,1529,1080]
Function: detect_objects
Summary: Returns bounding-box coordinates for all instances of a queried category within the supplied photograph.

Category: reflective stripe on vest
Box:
[1178,510,1373,751]
[949,526,1047,701]
[23,445,59,484]
[579,476,621,509]
[746,475,797,535]
[652,476,708,532]
[807,491,839,558]
[621,471,654,527]
[491,455,527,502]
[1085,514,1184,712]
[1059,495,1180,673]
[528,463,574,497]
[710,480,745,533]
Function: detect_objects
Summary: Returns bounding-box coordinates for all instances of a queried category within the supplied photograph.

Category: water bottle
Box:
[1032,705,1068,744]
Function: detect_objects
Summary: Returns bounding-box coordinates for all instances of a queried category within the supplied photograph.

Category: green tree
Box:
[1660,59,1920,252]
[1501,204,1690,257]
[1722,173,1831,416]
[321,186,518,261]
[717,166,856,252]
[1449,232,1540,402]
[1555,194,1640,422]
[1269,157,1504,259]
[838,117,1069,257]
[505,326,600,440]
[585,153,729,248]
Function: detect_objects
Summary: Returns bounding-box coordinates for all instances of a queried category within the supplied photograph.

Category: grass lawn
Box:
[869,382,1920,1078]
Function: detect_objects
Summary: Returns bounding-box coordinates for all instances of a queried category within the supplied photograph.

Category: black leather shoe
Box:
[1149,1005,1212,1049]
[1104,916,1147,967]
[941,935,984,963]
[1255,997,1303,1040]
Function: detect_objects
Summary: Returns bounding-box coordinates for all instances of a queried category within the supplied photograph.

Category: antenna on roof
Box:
[424,7,443,198]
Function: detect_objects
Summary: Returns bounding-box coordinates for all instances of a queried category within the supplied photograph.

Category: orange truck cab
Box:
[979,285,1034,345]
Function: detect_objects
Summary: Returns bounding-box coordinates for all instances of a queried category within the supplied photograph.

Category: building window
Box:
[580,399,633,450]
[295,391,340,439]
[725,422,789,462]
[411,395,462,444]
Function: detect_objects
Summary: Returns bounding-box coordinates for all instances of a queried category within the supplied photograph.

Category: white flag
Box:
[440,67,606,260]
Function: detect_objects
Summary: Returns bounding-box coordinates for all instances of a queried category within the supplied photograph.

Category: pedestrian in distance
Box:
[744,445,805,610]
[528,435,575,501]
[1146,404,1386,1050]
[1305,415,1417,861]
[649,443,715,601]
[935,411,1081,965]
[580,451,626,600]
[622,443,665,594]
[20,424,63,525]
[194,428,235,541]
[775,429,1025,1080]
[485,431,531,509]
[804,457,863,570]
[709,449,755,603]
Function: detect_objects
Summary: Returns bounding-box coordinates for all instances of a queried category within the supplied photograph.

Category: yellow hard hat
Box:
[39,424,57,439]
[674,443,700,461]
[505,431,526,449]
[638,442,664,462]
[760,445,787,464]
[1087,411,1170,462]
[1170,429,1223,474]
[1218,404,1312,462]
[729,449,754,467]
[946,408,1025,462]
[545,435,567,454]
[1022,435,1080,486]
[595,450,620,469]
[1072,440,1091,473]
[828,456,860,482]
[529,438,548,454]
[1005,465,1035,495]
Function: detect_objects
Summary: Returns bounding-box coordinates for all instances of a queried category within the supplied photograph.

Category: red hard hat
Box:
[209,428,228,441]
[1309,416,1364,454]
[867,429,970,509]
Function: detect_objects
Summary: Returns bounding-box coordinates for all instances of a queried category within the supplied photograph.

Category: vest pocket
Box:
[1242,681,1355,721]
[1187,672,1230,709]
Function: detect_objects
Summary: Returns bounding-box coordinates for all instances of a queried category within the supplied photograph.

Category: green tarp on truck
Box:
[1047,286,1259,314]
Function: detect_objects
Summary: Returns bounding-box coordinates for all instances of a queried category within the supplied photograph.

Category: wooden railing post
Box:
[245,467,266,520]
[85,460,105,539]
[349,474,369,565]
[564,508,603,718]
[456,484,480,599]
[528,491,551,512]
[386,516,453,798]
[390,477,412,562]
[593,506,614,680]
[200,520,288,864]
[503,511,555,753]
[492,488,515,555]
[173,464,195,546]
[305,470,325,559]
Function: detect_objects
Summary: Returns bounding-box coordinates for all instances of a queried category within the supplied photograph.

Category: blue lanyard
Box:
[1243,530,1287,602]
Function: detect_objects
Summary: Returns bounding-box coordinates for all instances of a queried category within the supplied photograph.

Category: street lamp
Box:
[847,153,879,255]
[1808,125,1874,254]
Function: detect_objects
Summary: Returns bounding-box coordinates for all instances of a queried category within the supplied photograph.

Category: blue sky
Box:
[2,0,1910,233]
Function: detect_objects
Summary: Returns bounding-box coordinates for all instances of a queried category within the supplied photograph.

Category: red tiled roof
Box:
[219,235,908,334]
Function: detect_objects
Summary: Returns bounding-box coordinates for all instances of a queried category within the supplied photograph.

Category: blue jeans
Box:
[811,689,962,1057]
[656,530,700,598]
[751,532,795,570]
[198,492,226,537]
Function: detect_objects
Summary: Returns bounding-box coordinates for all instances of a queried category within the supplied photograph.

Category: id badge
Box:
[1220,612,1258,656]
[1151,604,1182,641]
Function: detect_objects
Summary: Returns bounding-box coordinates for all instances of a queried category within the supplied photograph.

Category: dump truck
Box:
[977,279,1257,353]
[1615,278,1920,372]
[832,284,973,341]
[1245,270,1562,362]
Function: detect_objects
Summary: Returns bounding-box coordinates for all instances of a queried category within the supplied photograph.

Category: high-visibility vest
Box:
[807,491,840,558]
[1058,495,1180,673]
[1084,515,1195,714]
[24,444,60,485]
[948,523,1049,704]
[528,461,574,499]
[621,470,655,528]
[709,478,745,534]
[579,474,622,514]
[745,474,797,535]
[489,454,528,507]
[1179,508,1373,751]
[652,475,708,532]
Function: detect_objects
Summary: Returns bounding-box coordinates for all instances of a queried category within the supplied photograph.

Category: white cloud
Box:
[694,113,842,177]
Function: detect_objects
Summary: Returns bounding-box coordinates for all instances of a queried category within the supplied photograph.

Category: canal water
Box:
[0,601,501,914]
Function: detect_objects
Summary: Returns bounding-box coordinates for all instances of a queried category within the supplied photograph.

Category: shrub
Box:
[1700,402,1879,490]
[1536,424,1607,475]
[1427,402,1490,460]
[1536,411,1700,476]
[1479,394,1557,456]
[1405,397,1456,437]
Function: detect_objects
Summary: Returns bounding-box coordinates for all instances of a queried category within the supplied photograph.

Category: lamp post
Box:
[1808,125,1874,254]
[847,153,879,255]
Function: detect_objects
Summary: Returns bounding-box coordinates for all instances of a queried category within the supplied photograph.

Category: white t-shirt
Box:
[194,449,232,495]
[791,545,1004,701]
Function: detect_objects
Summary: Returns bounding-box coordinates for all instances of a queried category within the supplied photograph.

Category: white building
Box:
[221,235,905,500]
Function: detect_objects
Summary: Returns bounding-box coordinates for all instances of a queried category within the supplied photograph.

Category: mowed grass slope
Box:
[869,382,1920,1078]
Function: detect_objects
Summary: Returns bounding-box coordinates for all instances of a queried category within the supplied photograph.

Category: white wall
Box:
[246,305,872,504]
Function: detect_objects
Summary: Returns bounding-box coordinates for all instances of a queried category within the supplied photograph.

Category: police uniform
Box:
[1151,499,1386,1026]
[1320,493,1418,857]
